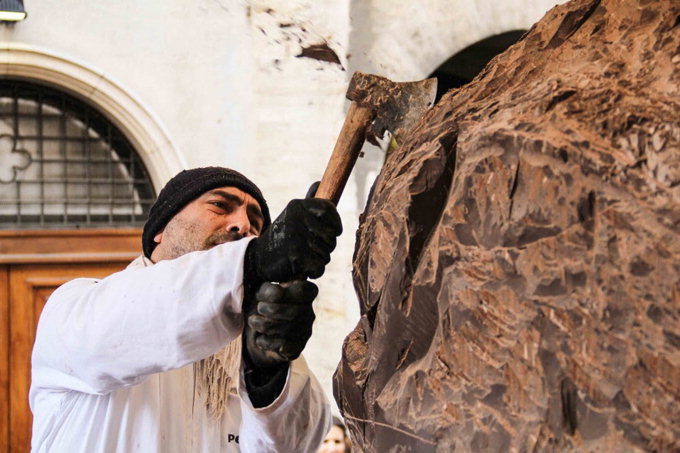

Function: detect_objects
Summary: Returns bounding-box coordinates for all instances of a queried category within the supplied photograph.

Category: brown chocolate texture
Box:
[333,0,680,451]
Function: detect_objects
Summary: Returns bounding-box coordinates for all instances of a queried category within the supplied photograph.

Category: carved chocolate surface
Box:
[334,0,680,451]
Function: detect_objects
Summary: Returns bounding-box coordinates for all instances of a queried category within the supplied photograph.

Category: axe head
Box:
[346,71,437,147]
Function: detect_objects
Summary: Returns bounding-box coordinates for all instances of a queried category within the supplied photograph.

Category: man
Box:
[30,167,343,452]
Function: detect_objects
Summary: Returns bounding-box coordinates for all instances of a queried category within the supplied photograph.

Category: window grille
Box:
[0,79,155,228]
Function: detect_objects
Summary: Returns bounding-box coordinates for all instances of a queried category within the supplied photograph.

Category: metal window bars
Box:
[0,79,155,228]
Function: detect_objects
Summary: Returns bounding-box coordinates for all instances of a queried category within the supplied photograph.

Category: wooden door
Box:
[0,230,141,453]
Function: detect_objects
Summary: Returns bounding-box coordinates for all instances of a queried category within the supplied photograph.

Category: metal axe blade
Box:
[315,71,438,204]
[347,71,437,147]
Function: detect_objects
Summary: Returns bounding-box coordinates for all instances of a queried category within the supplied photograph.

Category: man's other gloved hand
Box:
[244,188,342,285]
[243,280,318,369]
[241,280,317,407]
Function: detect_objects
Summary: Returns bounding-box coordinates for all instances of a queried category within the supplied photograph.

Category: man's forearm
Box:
[32,242,249,394]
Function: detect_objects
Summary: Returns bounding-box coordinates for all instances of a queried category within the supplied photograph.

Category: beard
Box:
[159,216,247,260]
[203,230,246,249]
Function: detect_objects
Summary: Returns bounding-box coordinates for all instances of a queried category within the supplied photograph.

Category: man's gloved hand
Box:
[241,280,318,407]
[243,280,318,368]
[244,191,342,285]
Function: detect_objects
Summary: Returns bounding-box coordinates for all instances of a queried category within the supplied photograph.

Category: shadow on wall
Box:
[430,30,527,102]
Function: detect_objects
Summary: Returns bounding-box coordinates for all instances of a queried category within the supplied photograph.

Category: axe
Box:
[273,72,437,362]
[314,71,438,205]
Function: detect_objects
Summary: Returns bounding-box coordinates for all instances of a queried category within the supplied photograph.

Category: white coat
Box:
[29,238,331,452]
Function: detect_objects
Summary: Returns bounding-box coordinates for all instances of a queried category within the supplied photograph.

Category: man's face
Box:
[150,186,264,262]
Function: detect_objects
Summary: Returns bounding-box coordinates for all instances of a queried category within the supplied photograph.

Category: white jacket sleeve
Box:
[238,356,331,453]
[31,238,253,395]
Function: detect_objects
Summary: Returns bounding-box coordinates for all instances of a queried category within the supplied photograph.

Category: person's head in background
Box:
[319,416,351,453]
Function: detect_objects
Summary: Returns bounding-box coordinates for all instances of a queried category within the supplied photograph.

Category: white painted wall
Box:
[0,0,566,415]
[348,0,567,79]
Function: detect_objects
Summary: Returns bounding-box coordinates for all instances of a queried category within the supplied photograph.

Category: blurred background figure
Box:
[318,416,351,453]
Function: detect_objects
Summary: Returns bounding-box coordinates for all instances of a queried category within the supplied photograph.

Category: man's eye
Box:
[210,201,231,212]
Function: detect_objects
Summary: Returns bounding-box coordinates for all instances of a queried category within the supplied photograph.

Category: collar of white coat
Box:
[128,255,153,268]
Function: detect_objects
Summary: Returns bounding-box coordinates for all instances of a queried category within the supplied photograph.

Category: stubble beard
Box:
[161,216,245,259]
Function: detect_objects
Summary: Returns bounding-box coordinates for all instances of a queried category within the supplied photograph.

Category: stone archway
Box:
[430,30,527,101]
[0,44,185,189]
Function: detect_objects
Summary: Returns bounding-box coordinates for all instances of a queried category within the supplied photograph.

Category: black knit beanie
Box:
[142,166,271,258]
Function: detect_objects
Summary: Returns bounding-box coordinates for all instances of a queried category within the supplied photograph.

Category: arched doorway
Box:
[0,78,156,452]
[430,30,526,102]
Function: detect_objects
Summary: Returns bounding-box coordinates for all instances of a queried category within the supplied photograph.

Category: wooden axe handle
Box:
[315,102,375,204]
[279,104,372,290]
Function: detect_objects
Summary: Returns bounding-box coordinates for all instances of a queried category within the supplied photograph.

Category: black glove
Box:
[242,280,318,406]
[243,280,318,367]
[244,189,342,285]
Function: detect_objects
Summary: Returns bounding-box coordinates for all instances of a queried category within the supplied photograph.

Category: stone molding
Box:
[0,43,185,190]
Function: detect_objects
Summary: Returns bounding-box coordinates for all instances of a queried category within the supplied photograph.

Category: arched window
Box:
[0,79,155,228]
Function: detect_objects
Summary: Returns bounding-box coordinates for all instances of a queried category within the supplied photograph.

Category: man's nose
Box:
[227,210,252,236]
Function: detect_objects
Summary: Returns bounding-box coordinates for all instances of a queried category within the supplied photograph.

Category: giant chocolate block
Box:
[334,0,680,451]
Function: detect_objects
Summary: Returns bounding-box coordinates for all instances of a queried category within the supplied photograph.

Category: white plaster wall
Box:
[1,0,259,176]
[1,0,568,416]
[349,0,568,79]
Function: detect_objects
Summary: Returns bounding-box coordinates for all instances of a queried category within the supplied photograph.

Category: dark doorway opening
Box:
[430,30,526,102]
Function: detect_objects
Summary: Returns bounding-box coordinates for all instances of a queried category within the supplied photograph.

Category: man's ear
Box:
[149,230,164,263]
